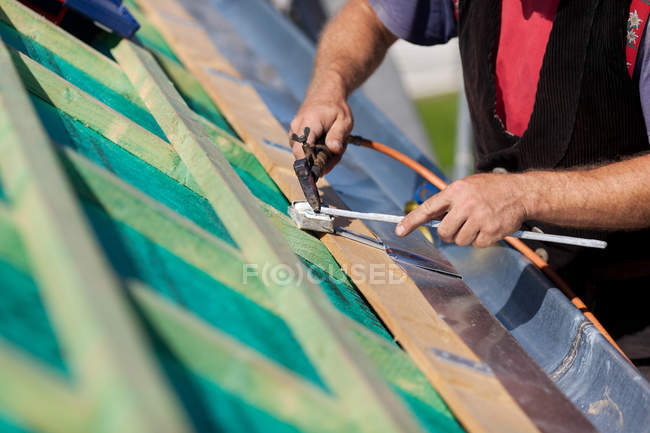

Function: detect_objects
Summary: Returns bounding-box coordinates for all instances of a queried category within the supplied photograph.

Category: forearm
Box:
[290,0,396,165]
[397,153,650,247]
[522,153,650,229]
[306,0,397,102]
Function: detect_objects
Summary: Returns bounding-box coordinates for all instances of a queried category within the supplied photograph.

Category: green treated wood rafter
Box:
[58,148,454,411]
[0,204,345,433]
[0,338,87,433]
[0,177,457,428]
[9,44,273,201]
[111,38,425,433]
[0,2,462,429]
[0,0,238,140]
[0,37,193,433]
[62,147,273,309]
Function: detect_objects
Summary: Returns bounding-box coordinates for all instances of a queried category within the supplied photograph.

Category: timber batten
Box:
[0,36,192,433]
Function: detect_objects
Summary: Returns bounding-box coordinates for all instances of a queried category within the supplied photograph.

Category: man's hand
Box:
[288,0,396,174]
[395,173,531,247]
[289,86,353,174]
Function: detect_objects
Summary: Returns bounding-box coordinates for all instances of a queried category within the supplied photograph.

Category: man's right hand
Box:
[289,91,353,175]
[287,0,396,174]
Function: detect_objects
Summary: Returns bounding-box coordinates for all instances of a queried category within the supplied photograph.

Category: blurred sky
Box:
[271,0,462,98]
[390,39,460,98]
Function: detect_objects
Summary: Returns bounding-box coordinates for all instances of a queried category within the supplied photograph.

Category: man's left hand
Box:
[395,173,531,247]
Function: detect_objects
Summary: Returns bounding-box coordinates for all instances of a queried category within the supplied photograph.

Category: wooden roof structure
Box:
[0,0,479,431]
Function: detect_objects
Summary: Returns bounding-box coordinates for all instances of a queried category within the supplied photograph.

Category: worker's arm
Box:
[289,0,397,173]
[396,154,650,247]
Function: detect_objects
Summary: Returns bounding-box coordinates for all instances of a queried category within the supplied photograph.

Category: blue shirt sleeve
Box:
[636,21,650,143]
[368,0,457,46]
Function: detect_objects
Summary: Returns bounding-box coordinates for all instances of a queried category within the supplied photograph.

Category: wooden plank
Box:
[43,151,456,417]
[0,178,469,423]
[112,38,425,433]
[10,44,266,204]
[0,38,193,433]
[0,0,147,110]
[0,339,88,433]
[125,2,184,63]
[0,0,242,150]
[153,46,241,135]
[62,146,273,310]
[134,2,543,432]
[130,281,354,433]
[130,0,240,79]
[6,47,202,192]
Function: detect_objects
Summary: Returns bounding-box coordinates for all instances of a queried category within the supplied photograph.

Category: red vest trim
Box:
[626,0,650,76]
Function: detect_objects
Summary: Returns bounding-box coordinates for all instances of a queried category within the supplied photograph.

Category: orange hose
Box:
[355,138,631,362]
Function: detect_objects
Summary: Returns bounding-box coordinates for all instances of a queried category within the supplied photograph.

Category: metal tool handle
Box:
[510,230,606,249]
[318,206,607,249]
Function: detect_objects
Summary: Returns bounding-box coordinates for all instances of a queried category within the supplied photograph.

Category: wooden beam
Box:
[0,38,193,433]
[61,146,273,310]
[134,2,542,432]
[9,45,271,202]
[0,175,467,423]
[123,2,183,63]
[126,0,240,80]
[0,0,146,110]
[6,47,202,192]
[130,281,355,433]
[0,0,241,151]
[112,37,425,433]
[0,203,30,273]
[0,339,88,433]
[152,47,238,135]
[55,150,456,418]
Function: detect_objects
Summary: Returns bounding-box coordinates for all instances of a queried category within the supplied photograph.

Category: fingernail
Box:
[329,140,341,152]
[395,225,405,236]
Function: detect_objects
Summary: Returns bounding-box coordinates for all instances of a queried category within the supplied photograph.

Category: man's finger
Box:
[289,116,305,159]
[290,119,325,158]
[322,146,347,175]
[291,140,306,159]
[304,120,325,145]
[325,116,352,154]
[454,217,480,246]
[396,193,449,236]
[436,205,468,243]
[473,231,498,248]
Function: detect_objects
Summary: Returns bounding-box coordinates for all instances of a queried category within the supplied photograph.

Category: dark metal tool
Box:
[291,127,332,211]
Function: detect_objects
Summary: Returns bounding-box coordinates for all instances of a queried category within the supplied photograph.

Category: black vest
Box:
[458,0,650,336]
